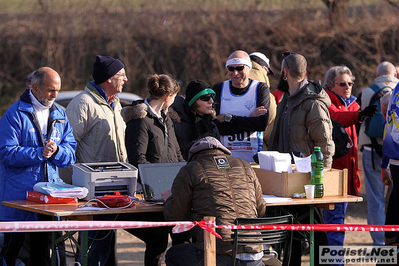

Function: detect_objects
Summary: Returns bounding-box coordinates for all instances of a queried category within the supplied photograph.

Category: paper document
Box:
[293,154,311,173]
[263,195,293,204]
[33,182,88,199]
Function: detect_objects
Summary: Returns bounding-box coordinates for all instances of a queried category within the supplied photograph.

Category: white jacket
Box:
[66,82,127,163]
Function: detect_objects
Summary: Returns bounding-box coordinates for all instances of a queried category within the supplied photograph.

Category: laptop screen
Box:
[138,162,186,202]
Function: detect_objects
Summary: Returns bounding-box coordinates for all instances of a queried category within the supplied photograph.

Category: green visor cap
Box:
[188,88,216,107]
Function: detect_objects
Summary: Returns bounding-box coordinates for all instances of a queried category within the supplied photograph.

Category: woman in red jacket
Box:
[323,65,376,262]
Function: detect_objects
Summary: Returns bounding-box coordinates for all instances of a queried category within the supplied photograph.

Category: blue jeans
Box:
[363,149,385,245]
[165,243,263,266]
[324,202,348,266]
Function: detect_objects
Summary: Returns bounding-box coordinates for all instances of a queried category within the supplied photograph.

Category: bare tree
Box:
[321,0,349,26]
[385,0,399,10]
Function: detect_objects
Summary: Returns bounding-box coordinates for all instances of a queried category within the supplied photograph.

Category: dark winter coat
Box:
[169,95,220,160]
[164,140,266,255]
[121,100,184,168]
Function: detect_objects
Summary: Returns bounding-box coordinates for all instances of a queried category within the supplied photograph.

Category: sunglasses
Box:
[227,65,245,72]
[335,82,354,87]
[282,51,296,70]
[199,94,215,102]
[282,51,296,58]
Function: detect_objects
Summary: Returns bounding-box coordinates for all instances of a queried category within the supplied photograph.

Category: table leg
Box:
[51,231,56,266]
[310,206,314,266]
[80,231,88,266]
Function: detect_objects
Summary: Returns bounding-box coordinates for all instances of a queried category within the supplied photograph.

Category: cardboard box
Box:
[252,166,348,198]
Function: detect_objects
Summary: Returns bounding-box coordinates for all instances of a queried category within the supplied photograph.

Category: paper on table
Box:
[263,195,293,204]
[293,154,311,173]
[33,182,88,199]
[258,151,292,173]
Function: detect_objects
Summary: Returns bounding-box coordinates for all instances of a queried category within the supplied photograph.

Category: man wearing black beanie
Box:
[66,55,128,266]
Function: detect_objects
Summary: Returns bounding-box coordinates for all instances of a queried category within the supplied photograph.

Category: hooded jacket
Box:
[0,89,76,221]
[121,100,184,167]
[66,82,127,163]
[269,80,334,168]
[169,95,220,160]
[164,137,266,255]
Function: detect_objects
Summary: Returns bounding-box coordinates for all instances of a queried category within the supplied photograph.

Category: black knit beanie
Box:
[92,55,125,84]
[184,80,215,107]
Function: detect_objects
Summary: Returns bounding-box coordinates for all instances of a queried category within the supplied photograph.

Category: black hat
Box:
[250,52,274,75]
[92,55,125,84]
[185,80,215,107]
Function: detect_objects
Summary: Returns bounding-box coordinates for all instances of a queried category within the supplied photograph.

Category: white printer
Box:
[72,162,137,200]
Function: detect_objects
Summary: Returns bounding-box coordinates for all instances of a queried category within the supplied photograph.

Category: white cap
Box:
[249,52,274,75]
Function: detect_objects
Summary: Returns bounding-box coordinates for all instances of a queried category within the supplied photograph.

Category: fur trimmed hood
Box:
[121,100,148,123]
[121,99,176,124]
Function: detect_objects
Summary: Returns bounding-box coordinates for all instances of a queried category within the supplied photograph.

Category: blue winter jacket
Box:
[0,89,76,221]
[383,83,399,160]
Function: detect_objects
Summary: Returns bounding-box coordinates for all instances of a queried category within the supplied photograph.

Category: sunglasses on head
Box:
[282,51,297,70]
[282,51,296,58]
[335,82,354,87]
[227,65,245,72]
[199,94,215,102]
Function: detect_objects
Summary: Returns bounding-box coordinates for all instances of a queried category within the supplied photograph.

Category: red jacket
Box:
[326,90,361,196]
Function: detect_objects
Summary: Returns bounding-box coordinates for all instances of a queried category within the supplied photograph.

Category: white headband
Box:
[225,58,252,69]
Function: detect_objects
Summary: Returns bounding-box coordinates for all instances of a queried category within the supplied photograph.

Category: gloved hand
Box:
[358,104,378,122]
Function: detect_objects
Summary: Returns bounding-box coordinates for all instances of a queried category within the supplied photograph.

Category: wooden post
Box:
[204,216,216,266]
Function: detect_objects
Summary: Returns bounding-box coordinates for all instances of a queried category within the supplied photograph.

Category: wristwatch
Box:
[224,113,233,122]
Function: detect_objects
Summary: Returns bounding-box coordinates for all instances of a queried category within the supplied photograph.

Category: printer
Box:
[72,162,138,200]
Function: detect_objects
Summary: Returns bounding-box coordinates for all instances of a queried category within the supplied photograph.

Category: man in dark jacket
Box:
[163,136,266,265]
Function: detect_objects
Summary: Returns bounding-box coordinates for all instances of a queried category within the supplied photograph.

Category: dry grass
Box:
[0,1,397,115]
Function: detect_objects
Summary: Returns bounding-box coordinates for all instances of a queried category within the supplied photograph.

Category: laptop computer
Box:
[138,162,186,202]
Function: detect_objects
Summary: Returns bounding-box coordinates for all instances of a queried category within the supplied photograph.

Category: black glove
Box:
[358,104,378,122]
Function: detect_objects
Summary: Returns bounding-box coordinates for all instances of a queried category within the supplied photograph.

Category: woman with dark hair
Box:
[121,73,184,266]
[122,73,184,167]
[170,79,220,160]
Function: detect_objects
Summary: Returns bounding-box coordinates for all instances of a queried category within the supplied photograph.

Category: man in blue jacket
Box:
[0,67,76,266]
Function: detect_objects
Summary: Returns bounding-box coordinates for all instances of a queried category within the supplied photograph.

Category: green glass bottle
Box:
[311,146,324,198]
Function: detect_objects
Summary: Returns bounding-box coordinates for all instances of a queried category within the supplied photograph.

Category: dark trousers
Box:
[119,212,169,266]
[390,165,399,242]
[0,218,66,266]
[274,205,330,266]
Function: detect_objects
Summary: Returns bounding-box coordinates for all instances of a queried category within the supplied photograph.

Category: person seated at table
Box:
[163,136,267,265]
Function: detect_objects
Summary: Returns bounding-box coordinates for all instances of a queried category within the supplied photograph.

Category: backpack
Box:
[331,118,353,160]
[364,84,393,139]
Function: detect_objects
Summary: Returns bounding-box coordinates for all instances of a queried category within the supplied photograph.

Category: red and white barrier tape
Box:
[0,220,195,234]
[1,220,399,241]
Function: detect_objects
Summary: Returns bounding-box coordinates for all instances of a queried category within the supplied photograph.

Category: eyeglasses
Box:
[114,73,127,78]
[334,82,354,87]
[199,94,215,102]
[227,65,245,72]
